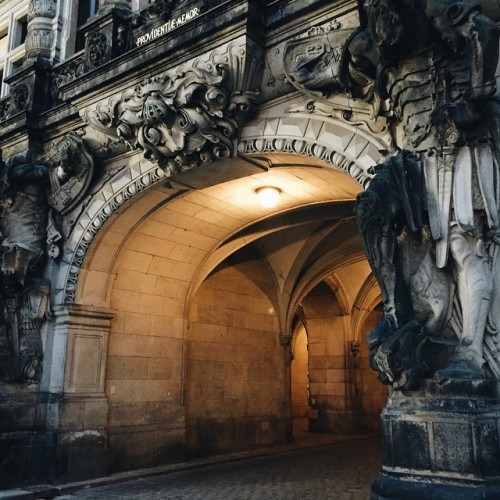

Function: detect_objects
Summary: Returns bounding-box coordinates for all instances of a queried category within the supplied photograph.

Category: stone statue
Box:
[285,0,500,388]
[0,134,95,384]
[0,155,51,384]
[348,0,500,387]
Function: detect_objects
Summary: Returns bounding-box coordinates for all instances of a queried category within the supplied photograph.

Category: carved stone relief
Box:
[131,0,176,28]
[51,54,86,102]
[282,15,390,148]
[84,43,260,175]
[12,84,30,112]
[287,0,500,388]
[0,98,10,121]
[25,0,57,60]
[0,134,95,384]
[87,32,109,70]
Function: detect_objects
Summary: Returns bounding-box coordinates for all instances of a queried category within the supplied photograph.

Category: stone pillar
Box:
[371,380,500,499]
[53,304,114,483]
[280,333,293,442]
[25,0,57,61]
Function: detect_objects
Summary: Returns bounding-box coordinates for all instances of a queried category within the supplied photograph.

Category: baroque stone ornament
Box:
[302,2,500,497]
[347,0,500,389]
[47,133,95,216]
[0,135,95,384]
[293,0,500,390]
[131,0,188,29]
[284,24,353,98]
[283,20,389,146]
[12,84,30,112]
[85,61,257,174]
[51,54,85,101]
[87,32,109,70]
[0,97,10,121]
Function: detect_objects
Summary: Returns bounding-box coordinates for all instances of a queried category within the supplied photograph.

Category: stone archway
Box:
[34,84,391,476]
[51,141,387,471]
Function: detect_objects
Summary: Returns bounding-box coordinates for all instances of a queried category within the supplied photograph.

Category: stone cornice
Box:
[56,1,254,106]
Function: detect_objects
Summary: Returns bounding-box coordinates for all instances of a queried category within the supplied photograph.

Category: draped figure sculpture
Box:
[0,155,51,384]
[0,134,94,384]
[285,0,500,388]
[349,0,500,387]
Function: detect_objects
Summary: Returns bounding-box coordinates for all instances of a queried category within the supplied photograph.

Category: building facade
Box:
[0,0,498,489]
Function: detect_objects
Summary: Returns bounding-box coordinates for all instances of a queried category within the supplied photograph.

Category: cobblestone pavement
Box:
[57,437,381,500]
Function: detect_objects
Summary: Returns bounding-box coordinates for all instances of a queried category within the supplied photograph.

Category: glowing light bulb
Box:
[256,187,281,208]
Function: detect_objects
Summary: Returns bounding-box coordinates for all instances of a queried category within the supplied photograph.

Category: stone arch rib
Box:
[238,113,386,188]
[56,161,167,305]
[57,114,384,306]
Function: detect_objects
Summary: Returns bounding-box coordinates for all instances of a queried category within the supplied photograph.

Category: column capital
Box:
[25,0,57,61]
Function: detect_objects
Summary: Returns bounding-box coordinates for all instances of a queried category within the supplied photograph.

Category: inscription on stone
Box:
[135,7,200,46]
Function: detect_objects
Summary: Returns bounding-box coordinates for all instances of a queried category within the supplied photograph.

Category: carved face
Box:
[57,141,78,181]
[368,0,403,48]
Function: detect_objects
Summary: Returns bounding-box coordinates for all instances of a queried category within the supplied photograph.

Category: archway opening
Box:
[72,155,386,471]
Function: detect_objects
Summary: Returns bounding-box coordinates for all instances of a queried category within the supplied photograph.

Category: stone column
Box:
[98,0,132,13]
[25,0,57,61]
[280,333,293,442]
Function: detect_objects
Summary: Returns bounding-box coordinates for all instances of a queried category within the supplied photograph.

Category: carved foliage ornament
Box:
[85,62,257,174]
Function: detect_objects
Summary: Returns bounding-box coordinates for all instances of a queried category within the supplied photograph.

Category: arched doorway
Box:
[61,151,387,472]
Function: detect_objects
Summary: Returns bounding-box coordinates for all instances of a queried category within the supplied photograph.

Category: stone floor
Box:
[53,435,381,500]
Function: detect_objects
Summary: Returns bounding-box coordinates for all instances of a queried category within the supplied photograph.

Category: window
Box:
[0,30,8,62]
[75,0,99,52]
[0,9,28,98]
[12,15,27,48]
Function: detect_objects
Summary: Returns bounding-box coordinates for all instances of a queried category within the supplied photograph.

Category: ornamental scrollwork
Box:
[84,62,257,175]
[51,54,85,101]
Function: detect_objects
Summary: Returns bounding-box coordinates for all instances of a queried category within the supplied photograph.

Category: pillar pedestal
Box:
[372,379,500,499]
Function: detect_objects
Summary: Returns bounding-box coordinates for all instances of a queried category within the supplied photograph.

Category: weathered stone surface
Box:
[373,381,500,498]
